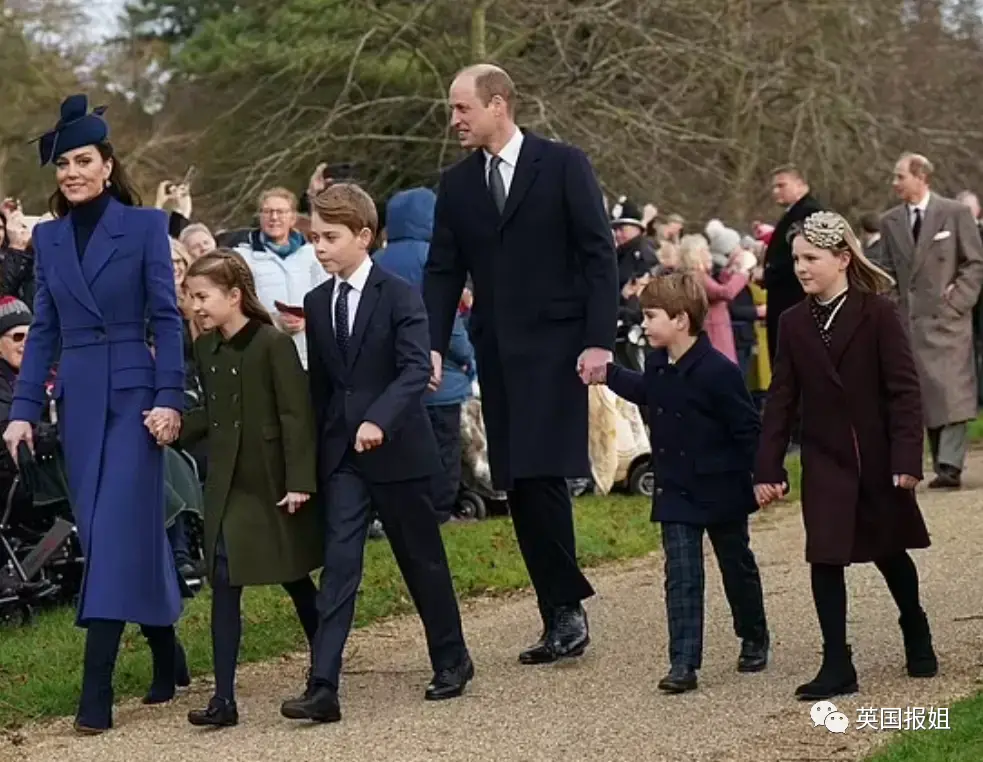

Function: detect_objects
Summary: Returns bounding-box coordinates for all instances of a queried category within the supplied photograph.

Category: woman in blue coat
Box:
[3,95,187,734]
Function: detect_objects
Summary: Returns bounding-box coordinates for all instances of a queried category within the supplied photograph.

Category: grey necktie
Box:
[488,155,506,214]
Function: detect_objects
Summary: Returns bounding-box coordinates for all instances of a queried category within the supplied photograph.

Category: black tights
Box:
[810,551,922,648]
[211,562,319,701]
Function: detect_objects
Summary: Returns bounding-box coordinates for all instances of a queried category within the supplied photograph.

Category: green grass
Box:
[865,692,983,761]
[0,489,668,729]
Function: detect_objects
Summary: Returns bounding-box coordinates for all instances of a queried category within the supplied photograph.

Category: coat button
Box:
[209,393,216,401]
[656,407,663,415]
[210,366,217,374]
[680,450,685,456]
[231,368,238,375]
[233,420,241,428]
[658,447,665,454]
[232,393,239,403]
[212,421,219,428]
[656,488,663,496]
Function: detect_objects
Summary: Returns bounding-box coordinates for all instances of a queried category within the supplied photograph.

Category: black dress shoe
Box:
[519,605,589,664]
[425,654,475,700]
[928,466,961,490]
[795,644,858,700]
[188,696,239,727]
[658,665,698,694]
[737,637,769,673]
[280,685,341,723]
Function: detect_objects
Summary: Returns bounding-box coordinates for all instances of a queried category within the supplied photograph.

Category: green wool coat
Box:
[181,320,322,586]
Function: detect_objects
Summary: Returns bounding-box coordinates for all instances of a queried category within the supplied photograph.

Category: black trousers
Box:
[427,403,463,519]
[660,520,768,669]
[507,476,595,616]
[210,534,319,701]
[810,552,923,648]
[310,457,467,691]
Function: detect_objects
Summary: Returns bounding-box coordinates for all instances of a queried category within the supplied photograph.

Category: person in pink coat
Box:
[677,232,755,363]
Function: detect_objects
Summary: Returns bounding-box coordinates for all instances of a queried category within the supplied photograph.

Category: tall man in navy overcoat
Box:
[424,64,619,663]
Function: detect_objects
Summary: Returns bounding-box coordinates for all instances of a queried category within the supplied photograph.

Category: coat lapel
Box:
[795,305,842,388]
[346,266,383,369]
[48,216,102,319]
[826,290,868,370]
[500,132,542,228]
[80,198,124,287]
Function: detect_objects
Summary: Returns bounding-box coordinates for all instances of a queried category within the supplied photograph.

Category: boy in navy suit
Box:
[280,184,472,723]
[591,271,769,693]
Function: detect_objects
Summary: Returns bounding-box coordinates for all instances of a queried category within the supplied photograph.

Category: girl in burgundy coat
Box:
[754,211,937,701]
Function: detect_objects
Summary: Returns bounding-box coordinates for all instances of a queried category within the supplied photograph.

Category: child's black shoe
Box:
[658,664,697,694]
[188,696,239,727]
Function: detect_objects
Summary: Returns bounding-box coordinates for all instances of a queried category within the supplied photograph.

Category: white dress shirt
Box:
[331,256,373,334]
[483,127,524,196]
[908,192,931,231]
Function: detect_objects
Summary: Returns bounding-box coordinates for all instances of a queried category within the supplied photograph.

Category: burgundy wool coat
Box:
[754,289,931,565]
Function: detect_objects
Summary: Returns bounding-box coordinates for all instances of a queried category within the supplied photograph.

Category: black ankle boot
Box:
[900,611,938,678]
[795,644,858,701]
[176,641,191,688]
[76,621,122,732]
[142,627,178,704]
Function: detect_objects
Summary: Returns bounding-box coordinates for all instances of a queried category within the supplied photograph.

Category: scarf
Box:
[260,230,306,259]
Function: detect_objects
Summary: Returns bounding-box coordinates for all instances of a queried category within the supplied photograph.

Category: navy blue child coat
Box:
[605,332,760,525]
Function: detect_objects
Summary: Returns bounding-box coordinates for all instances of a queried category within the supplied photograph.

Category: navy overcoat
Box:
[10,198,185,626]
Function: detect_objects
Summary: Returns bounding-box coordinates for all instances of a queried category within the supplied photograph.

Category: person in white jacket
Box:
[234,186,327,368]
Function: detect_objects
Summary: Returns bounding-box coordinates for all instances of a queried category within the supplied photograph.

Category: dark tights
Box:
[810,551,922,648]
[211,555,319,701]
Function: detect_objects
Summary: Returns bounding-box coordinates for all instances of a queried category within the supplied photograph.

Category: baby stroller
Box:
[0,442,205,626]
[457,395,508,519]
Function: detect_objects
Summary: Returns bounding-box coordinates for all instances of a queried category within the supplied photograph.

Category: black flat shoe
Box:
[658,665,698,694]
[280,685,341,723]
[188,696,239,728]
[738,637,769,673]
[425,655,474,701]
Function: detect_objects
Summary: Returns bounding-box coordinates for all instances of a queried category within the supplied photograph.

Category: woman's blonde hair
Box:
[186,249,274,326]
[676,233,711,272]
[169,237,192,272]
[791,211,896,295]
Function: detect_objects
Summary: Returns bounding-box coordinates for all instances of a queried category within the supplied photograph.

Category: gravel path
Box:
[7,457,983,762]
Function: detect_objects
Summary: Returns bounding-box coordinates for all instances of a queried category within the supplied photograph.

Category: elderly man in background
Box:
[234,186,327,368]
[881,154,983,489]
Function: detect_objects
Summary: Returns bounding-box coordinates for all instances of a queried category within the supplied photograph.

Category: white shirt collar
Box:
[484,127,524,168]
[337,256,372,292]
[909,192,931,214]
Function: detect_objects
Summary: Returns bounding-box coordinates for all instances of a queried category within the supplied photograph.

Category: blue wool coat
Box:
[10,198,185,627]
[606,333,761,525]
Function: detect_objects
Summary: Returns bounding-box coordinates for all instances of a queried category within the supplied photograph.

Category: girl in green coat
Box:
[180,250,323,728]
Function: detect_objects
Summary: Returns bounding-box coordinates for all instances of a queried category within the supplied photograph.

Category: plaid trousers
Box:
[661,519,768,669]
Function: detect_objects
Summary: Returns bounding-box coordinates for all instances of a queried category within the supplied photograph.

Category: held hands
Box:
[754,483,788,507]
[277,492,310,514]
[3,421,33,463]
[578,347,613,385]
[142,407,181,446]
[354,421,384,453]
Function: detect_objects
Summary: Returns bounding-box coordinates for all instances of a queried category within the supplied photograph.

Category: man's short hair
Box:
[258,187,298,212]
[457,63,516,117]
[639,271,709,336]
[771,164,807,184]
[311,183,378,237]
[859,212,881,235]
[899,152,934,180]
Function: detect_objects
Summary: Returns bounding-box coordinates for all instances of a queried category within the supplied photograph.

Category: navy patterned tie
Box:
[335,281,352,359]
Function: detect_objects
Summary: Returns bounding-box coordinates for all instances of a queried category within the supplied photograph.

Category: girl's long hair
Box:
[792,212,896,295]
[48,141,141,218]
[186,249,274,326]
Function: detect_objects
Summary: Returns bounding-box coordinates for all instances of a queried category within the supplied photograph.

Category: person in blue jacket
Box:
[375,188,476,522]
[2,95,187,734]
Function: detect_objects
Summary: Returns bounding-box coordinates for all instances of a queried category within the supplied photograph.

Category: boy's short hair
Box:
[639,271,709,335]
[311,182,378,237]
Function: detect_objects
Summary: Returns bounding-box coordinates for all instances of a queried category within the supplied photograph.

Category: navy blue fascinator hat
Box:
[31,94,109,167]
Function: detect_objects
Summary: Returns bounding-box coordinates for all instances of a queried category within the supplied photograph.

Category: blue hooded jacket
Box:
[374,188,476,406]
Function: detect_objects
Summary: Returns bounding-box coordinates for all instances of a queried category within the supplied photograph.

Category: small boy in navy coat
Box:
[593,271,769,693]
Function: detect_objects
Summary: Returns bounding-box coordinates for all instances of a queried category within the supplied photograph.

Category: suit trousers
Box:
[507,477,595,617]
[310,456,468,690]
[927,423,968,472]
[660,520,768,670]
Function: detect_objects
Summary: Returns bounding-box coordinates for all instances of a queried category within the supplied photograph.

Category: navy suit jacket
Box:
[304,263,441,483]
[606,333,760,525]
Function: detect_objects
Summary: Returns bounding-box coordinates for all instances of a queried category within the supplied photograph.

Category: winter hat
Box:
[0,296,32,337]
[705,218,742,267]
